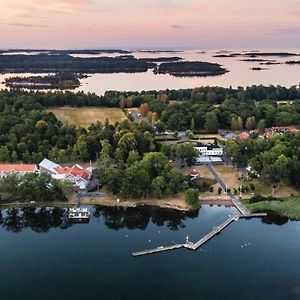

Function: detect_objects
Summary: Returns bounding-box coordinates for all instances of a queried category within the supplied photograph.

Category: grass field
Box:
[246,197,300,220]
[46,107,128,127]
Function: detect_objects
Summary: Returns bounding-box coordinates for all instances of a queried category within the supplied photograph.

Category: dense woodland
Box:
[225,133,300,188]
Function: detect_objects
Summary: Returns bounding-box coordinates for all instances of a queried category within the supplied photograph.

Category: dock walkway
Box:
[132,244,184,257]
[132,164,267,257]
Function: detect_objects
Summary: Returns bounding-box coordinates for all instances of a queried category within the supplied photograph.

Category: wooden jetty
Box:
[186,215,238,250]
[132,213,267,257]
[132,244,185,257]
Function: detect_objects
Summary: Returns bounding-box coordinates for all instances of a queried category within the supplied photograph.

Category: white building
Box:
[39,159,91,189]
[194,143,223,156]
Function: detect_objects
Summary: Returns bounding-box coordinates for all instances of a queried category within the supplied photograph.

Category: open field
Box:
[46,107,128,127]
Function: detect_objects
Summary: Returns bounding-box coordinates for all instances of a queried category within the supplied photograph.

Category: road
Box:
[206,164,250,215]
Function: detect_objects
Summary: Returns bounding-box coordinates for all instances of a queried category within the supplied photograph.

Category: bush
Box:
[185,188,199,206]
[249,193,280,204]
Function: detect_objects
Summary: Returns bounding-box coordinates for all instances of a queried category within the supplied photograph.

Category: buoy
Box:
[149,239,151,243]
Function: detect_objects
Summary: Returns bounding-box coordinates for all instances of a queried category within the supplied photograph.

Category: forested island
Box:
[3,73,83,89]
[154,61,228,76]
[0,53,155,73]
[0,49,131,55]
[214,52,299,58]
[0,52,230,78]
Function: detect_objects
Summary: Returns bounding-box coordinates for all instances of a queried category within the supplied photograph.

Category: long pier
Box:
[186,215,238,250]
[132,213,266,257]
[132,244,185,257]
[132,164,267,257]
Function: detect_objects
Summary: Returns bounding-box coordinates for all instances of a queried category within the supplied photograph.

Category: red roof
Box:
[54,165,90,181]
[239,132,250,139]
[0,164,36,172]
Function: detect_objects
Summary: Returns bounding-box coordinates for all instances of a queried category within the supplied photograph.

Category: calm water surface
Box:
[1,48,300,95]
[0,205,299,300]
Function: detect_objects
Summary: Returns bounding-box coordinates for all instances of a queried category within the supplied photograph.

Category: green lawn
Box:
[246,197,300,220]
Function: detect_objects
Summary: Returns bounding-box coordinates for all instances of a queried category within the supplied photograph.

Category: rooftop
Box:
[0,164,36,172]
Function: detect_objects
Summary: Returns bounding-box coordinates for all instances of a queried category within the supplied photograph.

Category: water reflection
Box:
[260,211,289,226]
[93,206,199,231]
[0,206,199,233]
[0,207,71,232]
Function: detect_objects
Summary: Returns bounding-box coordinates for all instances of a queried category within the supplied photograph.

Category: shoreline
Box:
[78,196,195,211]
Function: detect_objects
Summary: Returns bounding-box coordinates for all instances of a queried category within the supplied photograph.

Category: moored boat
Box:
[68,208,90,221]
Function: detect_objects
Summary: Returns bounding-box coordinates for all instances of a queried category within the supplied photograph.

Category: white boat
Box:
[68,208,90,220]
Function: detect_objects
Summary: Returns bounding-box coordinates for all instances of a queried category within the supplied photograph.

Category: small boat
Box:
[68,208,90,221]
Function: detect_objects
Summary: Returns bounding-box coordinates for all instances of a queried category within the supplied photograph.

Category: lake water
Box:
[1,48,300,95]
[0,205,299,300]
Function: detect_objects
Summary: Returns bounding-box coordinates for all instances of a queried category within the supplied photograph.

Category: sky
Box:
[1,0,300,49]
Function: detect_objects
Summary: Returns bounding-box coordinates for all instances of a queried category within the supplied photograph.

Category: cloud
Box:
[170,24,185,30]
[0,22,49,28]
[31,0,91,13]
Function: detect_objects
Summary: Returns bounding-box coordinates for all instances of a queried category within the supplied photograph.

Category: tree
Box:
[205,112,219,133]
[165,168,186,194]
[257,119,266,133]
[142,152,169,180]
[158,93,169,104]
[218,187,222,195]
[139,103,150,118]
[75,135,90,161]
[152,176,166,198]
[185,130,194,139]
[117,132,137,161]
[121,162,150,199]
[102,168,124,195]
[151,112,158,125]
[185,188,199,206]
[125,95,133,108]
[97,139,112,176]
[230,116,243,131]
[119,95,125,109]
[156,121,166,133]
[245,116,256,130]
[190,117,195,131]
[183,143,198,167]
[127,150,140,166]
[160,143,172,158]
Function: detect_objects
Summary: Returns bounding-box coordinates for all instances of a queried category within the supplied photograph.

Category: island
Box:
[154,61,228,76]
[0,49,131,55]
[214,52,299,58]
[0,53,155,73]
[285,60,300,65]
[139,57,183,62]
[3,73,84,89]
[250,67,269,71]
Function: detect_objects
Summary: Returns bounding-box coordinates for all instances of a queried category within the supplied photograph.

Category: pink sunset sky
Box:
[0,0,300,49]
